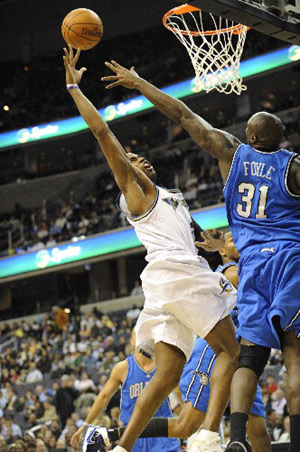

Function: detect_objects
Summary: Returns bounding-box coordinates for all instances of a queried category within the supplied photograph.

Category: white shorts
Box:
[135,254,236,360]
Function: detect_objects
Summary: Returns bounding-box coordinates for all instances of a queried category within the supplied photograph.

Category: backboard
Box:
[175,0,300,44]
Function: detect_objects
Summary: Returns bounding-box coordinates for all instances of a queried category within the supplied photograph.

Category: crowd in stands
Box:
[0,305,139,448]
[0,303,290,450]
[1,105,300,257]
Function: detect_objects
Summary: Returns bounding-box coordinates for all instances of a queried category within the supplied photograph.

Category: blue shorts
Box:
[237,241,300,349]
[132,437,180,452]
[179,339,266,418]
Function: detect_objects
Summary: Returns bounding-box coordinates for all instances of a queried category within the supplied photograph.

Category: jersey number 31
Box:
[237,183,269,219]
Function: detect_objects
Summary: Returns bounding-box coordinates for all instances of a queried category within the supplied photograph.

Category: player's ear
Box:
[250,133,257,144]
[218,248,226,258]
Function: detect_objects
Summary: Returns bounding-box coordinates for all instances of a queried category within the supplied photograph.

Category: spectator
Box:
[0,392,7,411]
[130,280,143,297]
[74,372,96,394]
[0,437,8,452]
[35,385,47,403]
[35,439,48,452]
[55,375,78,429]
[55,438,66,449]
[26,444,36,452]
[23,432,35,445]
[26,363,43,384]
[272,413,284,441]
[1,417,22,441]
[126,304,141,321]
[52,306,69,331]
[49,420,61,440]
[278,416,290,442]
[37,401,57,422]
[272,388,287,416]
[264,374,278,395]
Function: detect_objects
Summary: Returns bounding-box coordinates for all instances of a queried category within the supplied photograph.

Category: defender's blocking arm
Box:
[102,61,241,179]
[63,46,156,216]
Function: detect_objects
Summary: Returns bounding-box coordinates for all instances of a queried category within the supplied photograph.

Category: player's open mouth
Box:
[144,162,152,170]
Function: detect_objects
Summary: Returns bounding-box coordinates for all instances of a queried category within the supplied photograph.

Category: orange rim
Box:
[162,3,249,36]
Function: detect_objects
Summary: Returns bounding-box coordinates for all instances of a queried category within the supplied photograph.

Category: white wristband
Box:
[66,83,79,90]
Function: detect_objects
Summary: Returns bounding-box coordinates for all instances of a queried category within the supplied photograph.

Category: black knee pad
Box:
[238,344,271,378]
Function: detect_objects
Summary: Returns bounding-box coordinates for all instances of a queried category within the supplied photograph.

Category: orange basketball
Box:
[61,8,103,51]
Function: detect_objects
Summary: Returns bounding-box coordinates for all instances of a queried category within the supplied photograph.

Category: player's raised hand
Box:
[101,60,140,89]
[63,44,87,85]
[195,228,225,252]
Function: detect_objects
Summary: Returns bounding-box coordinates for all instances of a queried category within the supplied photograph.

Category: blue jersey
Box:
[120,355,180,452]
[223,145,300,253]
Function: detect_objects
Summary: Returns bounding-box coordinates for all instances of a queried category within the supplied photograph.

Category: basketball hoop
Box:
[163,4,249,95]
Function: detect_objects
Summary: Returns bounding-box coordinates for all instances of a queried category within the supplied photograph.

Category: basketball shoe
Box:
[189,429,223,452]
[79,424,111,452]
[224,440,252,451]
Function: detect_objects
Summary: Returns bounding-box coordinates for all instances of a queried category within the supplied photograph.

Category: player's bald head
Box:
[246,112,283,151]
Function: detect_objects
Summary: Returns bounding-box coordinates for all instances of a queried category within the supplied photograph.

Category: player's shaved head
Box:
[246,112,283,151]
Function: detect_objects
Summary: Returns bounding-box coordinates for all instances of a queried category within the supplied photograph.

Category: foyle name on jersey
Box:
[243,161,275,180]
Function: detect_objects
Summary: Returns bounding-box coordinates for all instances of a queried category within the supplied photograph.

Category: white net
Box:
[163,5,249,95]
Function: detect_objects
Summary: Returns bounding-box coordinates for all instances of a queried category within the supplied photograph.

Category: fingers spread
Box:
[195,241,210,250]
[63,48,69,60]
[101,76,118,81]
[68,44,74,62]
[200,231,207,241]
[206,229,213,239]
[111,60,122,68]
[105,82,120,90]
[74,48,81,64]
[105,61,118,73]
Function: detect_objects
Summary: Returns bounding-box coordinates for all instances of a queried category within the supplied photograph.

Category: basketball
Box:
[61,8,103,51]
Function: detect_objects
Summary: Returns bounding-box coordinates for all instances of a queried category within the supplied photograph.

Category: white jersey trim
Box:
[223,144,242,193]
[284,154,300,198]
[116,188,159,222]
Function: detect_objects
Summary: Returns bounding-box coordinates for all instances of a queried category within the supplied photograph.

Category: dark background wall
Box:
[0,0,176,62]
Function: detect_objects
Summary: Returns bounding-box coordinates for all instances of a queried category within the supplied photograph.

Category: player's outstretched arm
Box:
[70,361,126,449]
[63,46,156,216]
[102,61,241,180]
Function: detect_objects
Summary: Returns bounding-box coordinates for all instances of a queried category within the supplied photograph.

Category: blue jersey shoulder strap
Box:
[215,262,238,274]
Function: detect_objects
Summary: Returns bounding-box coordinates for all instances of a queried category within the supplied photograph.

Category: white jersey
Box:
[117,186,236,360]
[117,186,198,263]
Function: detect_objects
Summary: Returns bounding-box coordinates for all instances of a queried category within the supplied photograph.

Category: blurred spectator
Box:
[130,280,143,297]
[1,417,22,440]
[26,363,43,384]
[278,416,290,442]
[126,304,141,321]
[35,439,48,452]
[272,388,287,416]
[264,374,278,395]
[52,307,69,332]
[55,376,78,429]
[37,401,57,422]
[73,372,96,394]
[35,386,47,403]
